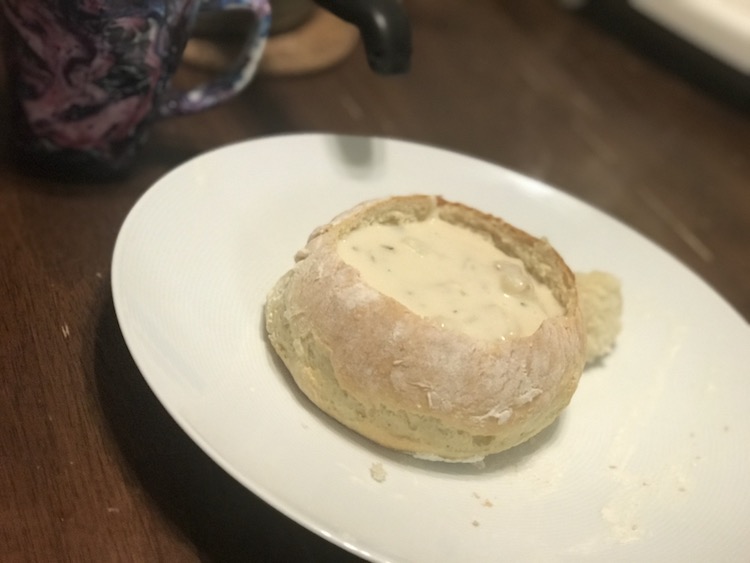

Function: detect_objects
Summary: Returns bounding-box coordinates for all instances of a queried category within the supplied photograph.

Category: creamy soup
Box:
[338,217,563,340]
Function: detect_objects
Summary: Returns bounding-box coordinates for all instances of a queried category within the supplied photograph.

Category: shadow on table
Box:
[93,292,362,563]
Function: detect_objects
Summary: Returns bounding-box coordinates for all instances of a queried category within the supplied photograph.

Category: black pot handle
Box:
[313,0,411,74]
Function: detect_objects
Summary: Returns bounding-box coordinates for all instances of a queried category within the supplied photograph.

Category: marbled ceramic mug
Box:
[0,0,271,176]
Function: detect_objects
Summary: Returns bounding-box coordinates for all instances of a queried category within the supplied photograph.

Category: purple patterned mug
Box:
[0,0,271,176]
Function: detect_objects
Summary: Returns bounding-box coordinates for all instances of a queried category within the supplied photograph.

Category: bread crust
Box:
[265,195,587,461]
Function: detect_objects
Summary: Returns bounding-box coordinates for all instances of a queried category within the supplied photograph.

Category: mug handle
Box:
[158,0,271,118]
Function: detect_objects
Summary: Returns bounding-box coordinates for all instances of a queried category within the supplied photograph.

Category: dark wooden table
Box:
[2,1,748,561]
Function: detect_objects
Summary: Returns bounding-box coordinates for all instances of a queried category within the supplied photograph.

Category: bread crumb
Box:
[473,492,493,507]
[61,324,70,339]
[575,271,622,363]
[370,462,387,482]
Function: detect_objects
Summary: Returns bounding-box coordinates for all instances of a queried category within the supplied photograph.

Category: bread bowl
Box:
[265,195,618,461]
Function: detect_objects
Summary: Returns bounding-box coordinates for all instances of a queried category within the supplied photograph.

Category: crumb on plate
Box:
[369,462,387,483]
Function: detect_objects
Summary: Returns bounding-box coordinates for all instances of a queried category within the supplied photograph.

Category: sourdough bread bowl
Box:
[265,195,605,462]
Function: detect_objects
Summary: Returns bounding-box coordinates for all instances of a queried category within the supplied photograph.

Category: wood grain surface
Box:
[1,1,748,561]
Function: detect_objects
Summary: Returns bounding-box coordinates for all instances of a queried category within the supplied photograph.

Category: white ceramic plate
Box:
[112,134,750,562]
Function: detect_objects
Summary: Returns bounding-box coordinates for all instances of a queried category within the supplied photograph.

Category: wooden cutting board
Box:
[184,8,360,76]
